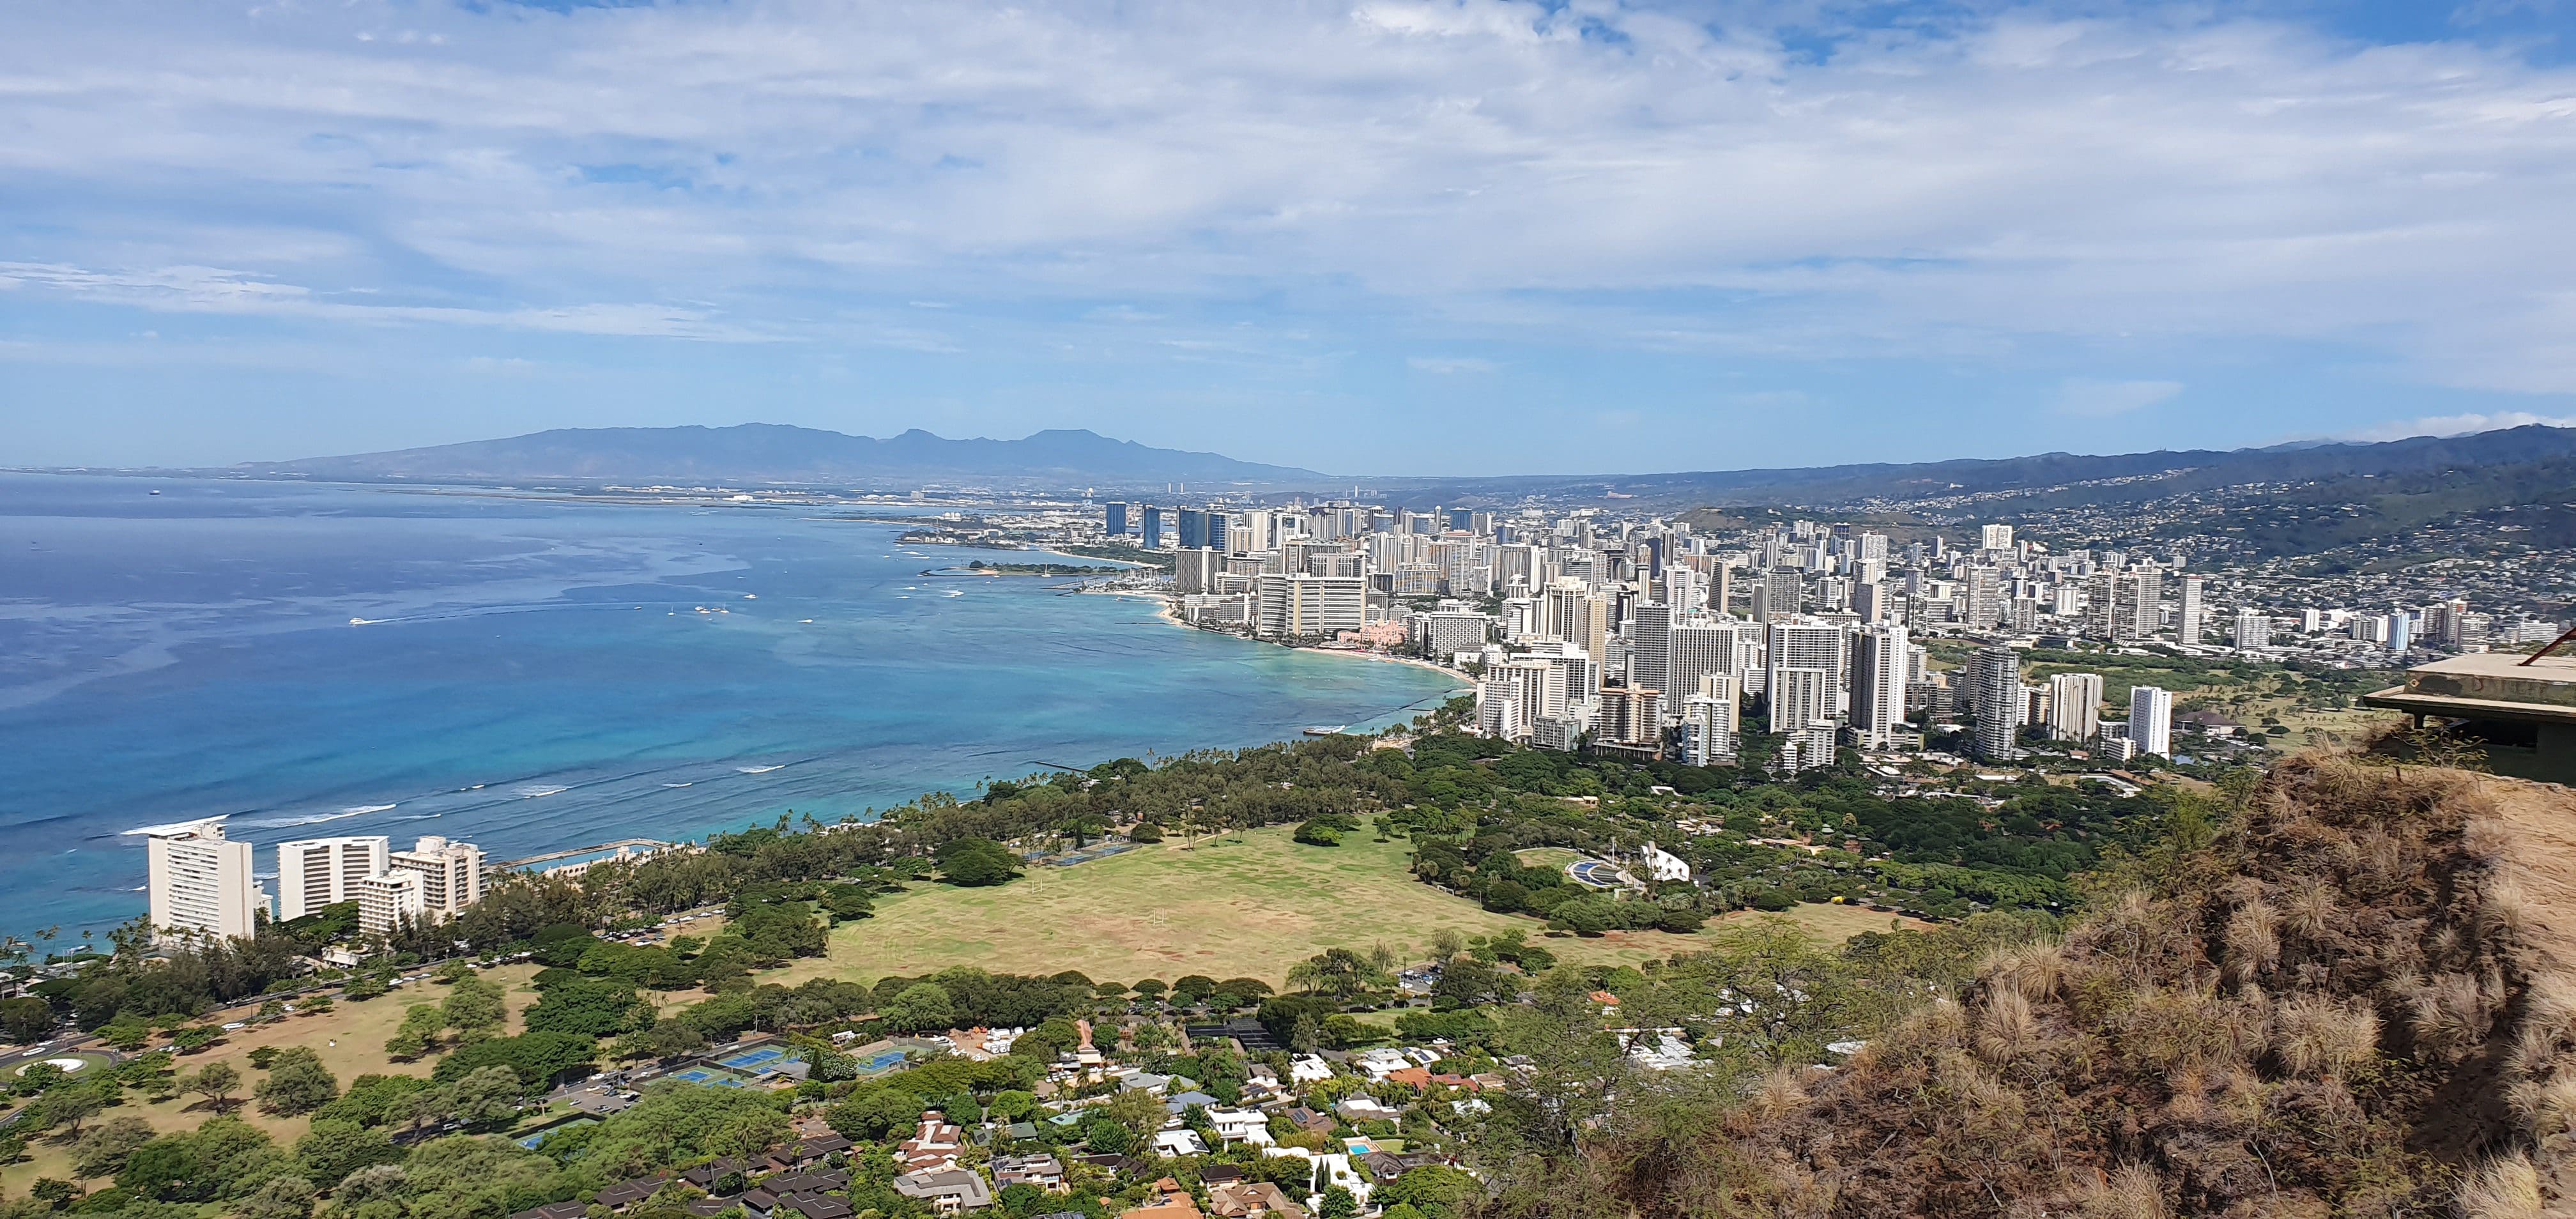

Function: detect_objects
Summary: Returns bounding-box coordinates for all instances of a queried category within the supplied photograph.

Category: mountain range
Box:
[244,425,1326,490]
[239,422,2576,510]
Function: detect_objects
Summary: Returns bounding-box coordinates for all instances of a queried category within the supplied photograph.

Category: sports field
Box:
[781,825,1906,987]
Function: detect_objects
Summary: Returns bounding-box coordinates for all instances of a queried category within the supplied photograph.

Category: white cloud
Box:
[1408,356,1495,374]
[2341,411,2576,442]
[2053,378,2184,418]
[3,1,2576,388]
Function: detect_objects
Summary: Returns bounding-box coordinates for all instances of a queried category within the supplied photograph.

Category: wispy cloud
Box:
[1408,356,1495,374]
[2053,378,2184,418]
[0,263,772,342]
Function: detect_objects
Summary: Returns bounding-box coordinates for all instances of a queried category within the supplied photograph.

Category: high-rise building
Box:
[356,870,425,939]
[1848,625,1910,748]
[1963,565,2004,629]
[1255,574,1366,639]
[1680,674,1739,766]
[390,836,484,923]
[1597,685,1664,749]
[2130,686,2174,757]
[2234,610,2271,651]
[144,817,263,942]
[1969,643,2022,762]
[1765,622,1844,733]
[1175,548,1223,595]
[1140,506,1163,549]
[1105,502,1128,537]
[1418,610,1491,659]
[1753,569,1802,622]
[2128,570,2162,638]
[2046,673,2104,742]
[1627,602,1673,704]
[276,836,390,922]
[2178,576,2204,645]
[1980,524,2014,551]
[1667,620,1744,714]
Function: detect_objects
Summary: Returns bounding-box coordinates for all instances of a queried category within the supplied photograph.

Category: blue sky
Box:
[4,0,2575,476]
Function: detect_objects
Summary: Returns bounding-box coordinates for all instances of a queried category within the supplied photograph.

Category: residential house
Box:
[898,1111,967,1172]
[509,1203,586,1219]
[1206,1181,1308,1219]
[1151,1128,1208,1158]
[594,1178,666,1213]
[1287,1055,1333,1085]
[1118,1177,1204,1219]
[990,1153,1067,1194]
[1206,1108,1273,1147]
[892,1169,993,1215]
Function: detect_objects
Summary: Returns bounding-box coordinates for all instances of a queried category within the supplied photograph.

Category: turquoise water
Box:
[0,474,1459,941]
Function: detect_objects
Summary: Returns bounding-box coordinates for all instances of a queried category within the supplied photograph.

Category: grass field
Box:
[0,963,545,1196]
[781,827,1911,988]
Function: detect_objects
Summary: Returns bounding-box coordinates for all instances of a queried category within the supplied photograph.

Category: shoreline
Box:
[1108,585,1478,689]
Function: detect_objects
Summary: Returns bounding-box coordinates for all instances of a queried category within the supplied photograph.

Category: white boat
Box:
[1301,724,1347,737]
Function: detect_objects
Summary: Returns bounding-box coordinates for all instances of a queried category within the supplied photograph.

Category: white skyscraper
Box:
[1668,620,1745,717]
[1848,625,1910,749]
[143,817,263,942]
[2046,673,2104,742]
[1980,524,2014,551]
[2177,576,2204,646]
[1765,621,1845,733]
[390,836,484,923]
[275,835,391,922]
[2130,686,2174,757]
[1680,674,1740,767]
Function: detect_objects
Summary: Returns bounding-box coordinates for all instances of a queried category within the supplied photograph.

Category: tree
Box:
[256,1046,340,1116]
[882,983,956,1033]
[825,1089,926,1140]
[1320,1185,1359,1219]
[933,838,1022,887]
[1377,1165,1475,1218]
[387,1002,448,1059]
[448,1065,526,1128]
[237,1175,317,1219]
[293,1119,399,1186]
[70,1117,157,1179]
[440,976,507,1037]
[42,1085,104,1135]
[641,1022,710,1060]
[0,995,54,1043]
[183,1060,241,1113]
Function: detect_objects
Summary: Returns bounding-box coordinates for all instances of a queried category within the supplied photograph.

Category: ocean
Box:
[0,473,1461,942]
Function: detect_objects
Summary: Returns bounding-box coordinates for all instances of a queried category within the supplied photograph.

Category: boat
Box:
[1301,724,1347,737]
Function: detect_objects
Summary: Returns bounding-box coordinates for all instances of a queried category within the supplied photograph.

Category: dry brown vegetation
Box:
[1563,756,2576,1218]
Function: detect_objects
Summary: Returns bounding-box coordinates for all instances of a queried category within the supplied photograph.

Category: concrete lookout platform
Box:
[2364,652,2576,785]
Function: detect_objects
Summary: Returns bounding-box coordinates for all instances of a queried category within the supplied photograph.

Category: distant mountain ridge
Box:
[237,422,2576,506]
[1361,424,2576,509]
[246,425,1326,489]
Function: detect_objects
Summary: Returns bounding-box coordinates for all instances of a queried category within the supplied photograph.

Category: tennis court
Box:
[717,1047,787,1071]
[854,1049,908,1075]
[667,1066,752,1089]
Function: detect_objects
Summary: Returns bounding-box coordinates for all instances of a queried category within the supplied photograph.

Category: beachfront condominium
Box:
[275,835,391,921]
[358,835,485,938]
[394,836,484,920]
[144,817,264,942]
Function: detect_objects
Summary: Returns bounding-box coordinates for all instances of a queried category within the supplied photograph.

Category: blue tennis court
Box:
[668,1067,750,1088]
[854,1050,908,1075]
[718,1048,786,1070]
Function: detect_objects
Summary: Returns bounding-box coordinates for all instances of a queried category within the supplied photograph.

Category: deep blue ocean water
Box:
[0,474,1459,942]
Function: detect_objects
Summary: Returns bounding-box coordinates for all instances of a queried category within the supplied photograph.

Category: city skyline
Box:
[7,1,2576,472]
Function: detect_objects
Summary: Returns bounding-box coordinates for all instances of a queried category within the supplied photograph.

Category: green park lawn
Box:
[784,825,1906,988]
